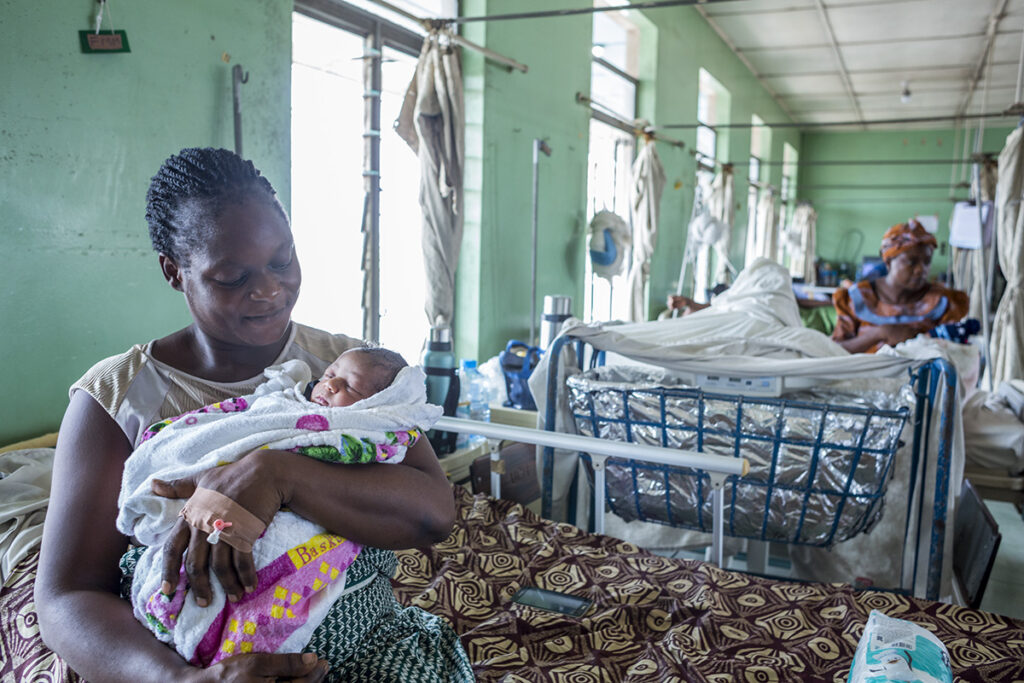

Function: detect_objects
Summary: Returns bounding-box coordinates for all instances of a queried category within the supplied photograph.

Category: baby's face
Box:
[310,351,383,407]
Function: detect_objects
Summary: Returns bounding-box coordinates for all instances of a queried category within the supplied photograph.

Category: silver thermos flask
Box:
[540,295,572,350]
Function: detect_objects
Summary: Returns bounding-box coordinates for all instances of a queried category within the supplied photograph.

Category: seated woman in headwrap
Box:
[832,219,969,353]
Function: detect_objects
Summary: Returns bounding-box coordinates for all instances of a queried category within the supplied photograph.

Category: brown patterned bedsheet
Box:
[5,485,1022,682]
[392,486,1024,683]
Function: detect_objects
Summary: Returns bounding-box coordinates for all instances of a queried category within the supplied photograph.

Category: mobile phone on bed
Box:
[511,586,592,617]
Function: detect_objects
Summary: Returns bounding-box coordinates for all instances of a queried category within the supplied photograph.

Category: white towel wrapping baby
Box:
[116,359,441,666]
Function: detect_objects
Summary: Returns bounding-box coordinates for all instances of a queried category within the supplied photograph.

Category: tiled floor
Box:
[978,500,1024,620]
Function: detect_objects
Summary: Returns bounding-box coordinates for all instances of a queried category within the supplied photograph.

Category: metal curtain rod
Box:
[799,183,970,191]
[440,0,744,24]
[575,92,686,149]
[655,109,1019,130]
[365,0,528,72]
[725,155,999,168]
[807,196,970,204]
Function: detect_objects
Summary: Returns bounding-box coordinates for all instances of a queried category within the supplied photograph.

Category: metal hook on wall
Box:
[232,64,249,156]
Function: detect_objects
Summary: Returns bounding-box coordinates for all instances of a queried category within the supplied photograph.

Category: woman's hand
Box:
[666,295,710,315]
[186,652,329,683]
[152,449,285,606]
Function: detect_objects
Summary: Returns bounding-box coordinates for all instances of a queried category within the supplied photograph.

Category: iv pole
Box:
[531,138,553,346]
[972,48,994,391]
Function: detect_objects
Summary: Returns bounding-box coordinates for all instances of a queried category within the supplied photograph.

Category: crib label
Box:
[696,374,782,397]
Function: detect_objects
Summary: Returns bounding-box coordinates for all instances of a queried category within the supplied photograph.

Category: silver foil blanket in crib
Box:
[567,366,913,547]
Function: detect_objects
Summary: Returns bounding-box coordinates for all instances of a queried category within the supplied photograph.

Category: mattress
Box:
[566,366,912,546]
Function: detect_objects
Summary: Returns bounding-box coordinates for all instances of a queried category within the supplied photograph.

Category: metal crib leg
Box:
[591,454,608,536]
[488,438,503,500]
[747,540,770,575]
[709,472,726,568]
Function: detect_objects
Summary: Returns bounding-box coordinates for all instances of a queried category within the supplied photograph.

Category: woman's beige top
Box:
[71,323,362,448]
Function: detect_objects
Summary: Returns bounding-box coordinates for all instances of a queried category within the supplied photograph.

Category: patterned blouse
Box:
[831,280,969,353]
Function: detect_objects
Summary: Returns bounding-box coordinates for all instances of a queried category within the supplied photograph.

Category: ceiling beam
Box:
[957,0,1010,116]
[704,0,944,18]
[759,60,1018,78]
[811,0,863,127]
[738,32,988,53]
[693,5,797,123]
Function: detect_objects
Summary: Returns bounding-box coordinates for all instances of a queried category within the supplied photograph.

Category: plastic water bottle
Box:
[456,359,490,449]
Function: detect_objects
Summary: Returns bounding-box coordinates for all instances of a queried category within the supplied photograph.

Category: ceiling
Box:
[697,0,1024,129]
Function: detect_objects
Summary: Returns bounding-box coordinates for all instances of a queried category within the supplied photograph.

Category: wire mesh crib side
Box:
[566,367,911,547]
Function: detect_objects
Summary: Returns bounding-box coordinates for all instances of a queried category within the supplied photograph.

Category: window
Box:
[695,69,721,198]
[745,153,762,267]
[691,69,729,302]
[780,142,799,271]
[584,2,638,323]
[744,115,773,267]
[291,1,452,364]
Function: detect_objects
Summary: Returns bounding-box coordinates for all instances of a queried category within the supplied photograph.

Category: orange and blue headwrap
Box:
[880,220,937,261]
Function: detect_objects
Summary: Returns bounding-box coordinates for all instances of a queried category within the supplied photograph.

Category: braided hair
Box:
[145,147,287,264]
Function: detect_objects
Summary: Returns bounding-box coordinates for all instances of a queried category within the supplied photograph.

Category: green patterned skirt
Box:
[121,546,474,682]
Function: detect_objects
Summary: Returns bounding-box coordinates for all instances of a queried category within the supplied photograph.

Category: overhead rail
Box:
[652,109,1024,130]
[366,0,528,72]
[800,183,971,191]
[808,196,972,205]
[439,0,747,24]
[718,156,998,168]
[575,92,687,149]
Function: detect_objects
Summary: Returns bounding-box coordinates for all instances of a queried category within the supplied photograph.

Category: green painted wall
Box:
[800,126,1013,278]
[456,1,800,361]
[456,0,593,364]
[1,0,292,444]
[3,0,803,443]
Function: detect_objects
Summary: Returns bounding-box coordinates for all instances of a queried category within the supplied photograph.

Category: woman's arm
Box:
[35,391,328,683]
[280,437,456,547]
[835,324,886,353]
[155,436,456,606]
[835,322,931,353]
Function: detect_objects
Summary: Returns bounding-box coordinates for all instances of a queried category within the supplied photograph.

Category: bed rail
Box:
[434,416,748,568]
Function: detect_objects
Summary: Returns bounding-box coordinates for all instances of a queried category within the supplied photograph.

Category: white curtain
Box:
[786,203,818,284]
[626,139,666,322]
[707,165,736,284]
[954,159,998,321]
[991,127,1024,384]
[749,191,779,264]
[395,31,464,329]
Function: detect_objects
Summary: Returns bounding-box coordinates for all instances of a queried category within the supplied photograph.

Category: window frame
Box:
[294,0,426,342]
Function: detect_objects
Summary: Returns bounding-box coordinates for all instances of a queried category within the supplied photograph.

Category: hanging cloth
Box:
[395,31,465,329]
[626,138,667,322]
[786,203,818,284]
[750,190,779,263]
[954,158,999,321]
[991,127,1024,384]
[707,165,736,284]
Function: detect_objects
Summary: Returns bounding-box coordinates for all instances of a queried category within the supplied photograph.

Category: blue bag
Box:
[499,340,541,411]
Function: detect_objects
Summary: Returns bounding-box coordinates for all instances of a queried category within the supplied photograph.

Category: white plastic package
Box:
[847,610,952,683]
